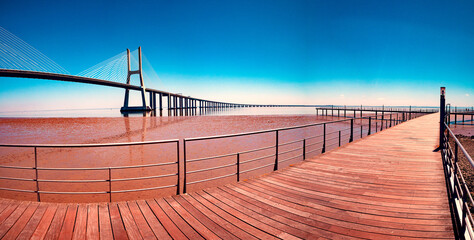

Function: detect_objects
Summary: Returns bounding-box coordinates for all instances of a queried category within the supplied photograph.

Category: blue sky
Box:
[0,0,473,111]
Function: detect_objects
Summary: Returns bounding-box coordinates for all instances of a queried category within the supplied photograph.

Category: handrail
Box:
[0,138,179,148]
[185,118,356,142]
[445,123,474,167]
[442,122,474,239]
[0,139,180,202]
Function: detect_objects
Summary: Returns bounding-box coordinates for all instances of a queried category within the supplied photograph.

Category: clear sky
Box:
[0,0,473,111]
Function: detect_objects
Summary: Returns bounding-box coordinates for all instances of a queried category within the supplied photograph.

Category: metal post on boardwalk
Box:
[183,140,187,194]
[302,139,306,160]
[380,113,384,131]
[349,119,354,142]
[274,130,279,171]
[439,87,446,149]
[108,167,112,202]
[368,117,371,135]
[322,123,326,153]
[237,153,240,182]
[176,141,180,195]
[34,147,40,202]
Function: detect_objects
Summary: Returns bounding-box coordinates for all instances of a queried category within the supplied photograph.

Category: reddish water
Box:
[0,114,388,202]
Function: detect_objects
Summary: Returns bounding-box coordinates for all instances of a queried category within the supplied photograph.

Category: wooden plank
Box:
[235,182,452,238]
[57,204,78,240]
[252,179,450,230]
[127,201,157,240]
[116,202,142,239]
[145,199,187,240]
[15,203,48,239]
[172,195,239,240]
[1,202,38,239]
[0,201,19,226]
[136,200,171,240]
[72,204,87,240]
[86,204,99,240]
[215,186,355,240]
[155,197,204,240]
[108,203,128,240]
[203,187,312,239]
[164,196,220,239]
[42,204,66,240]
[0,201,29,238]
[191,191,277,239]
[98,204,113,240]
[0,199,11,215]
[180,193,261,239]
[31,204,59,240]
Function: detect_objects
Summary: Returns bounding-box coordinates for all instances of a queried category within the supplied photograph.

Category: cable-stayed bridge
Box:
[0,27,307,114]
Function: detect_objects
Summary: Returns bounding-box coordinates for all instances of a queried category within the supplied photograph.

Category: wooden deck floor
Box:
[0,113,454,239]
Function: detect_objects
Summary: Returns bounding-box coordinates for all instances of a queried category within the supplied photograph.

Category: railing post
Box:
[349,119,353,142]
[454,142,458,175]
[237,153,240,182]
[322,123,326,153]
[380,115,384,131]
[183,140,187,194]
[375,121,378,132]
[108,167,112,202]
[159,93,163,111]
[338,131,341,147]
[439,87,446,149]
[177,141,180,195]
[274,130,279,171]
[34,147,40,202]
[368,117,371,135]
[302,139,306,160]
[461,194,468,234]
[360,125,363,139]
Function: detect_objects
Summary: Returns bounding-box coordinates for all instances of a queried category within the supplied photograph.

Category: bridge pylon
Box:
[120,47,151,112]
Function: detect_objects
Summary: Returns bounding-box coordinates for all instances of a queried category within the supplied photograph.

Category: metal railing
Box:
[0,111,429,202]
[0,139,179,202]
[442,123,474,239]
[449,112,474,126]
[182,112,427,193]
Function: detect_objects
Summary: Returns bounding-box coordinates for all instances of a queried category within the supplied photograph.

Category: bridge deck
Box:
[0,113,454,239]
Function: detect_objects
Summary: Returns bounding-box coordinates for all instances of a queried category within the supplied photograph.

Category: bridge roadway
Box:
[0,113,454,239]
[0,69,319,109]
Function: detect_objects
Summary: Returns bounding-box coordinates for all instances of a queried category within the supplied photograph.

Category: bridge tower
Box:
[120,47,151,112]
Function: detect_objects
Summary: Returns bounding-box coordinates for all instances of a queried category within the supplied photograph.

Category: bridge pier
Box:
[159,93,163,111]
[174,96,178,110]
[121,47,151,113]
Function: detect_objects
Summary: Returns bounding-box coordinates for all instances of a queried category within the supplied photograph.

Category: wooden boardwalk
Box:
[0,113,454,239]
